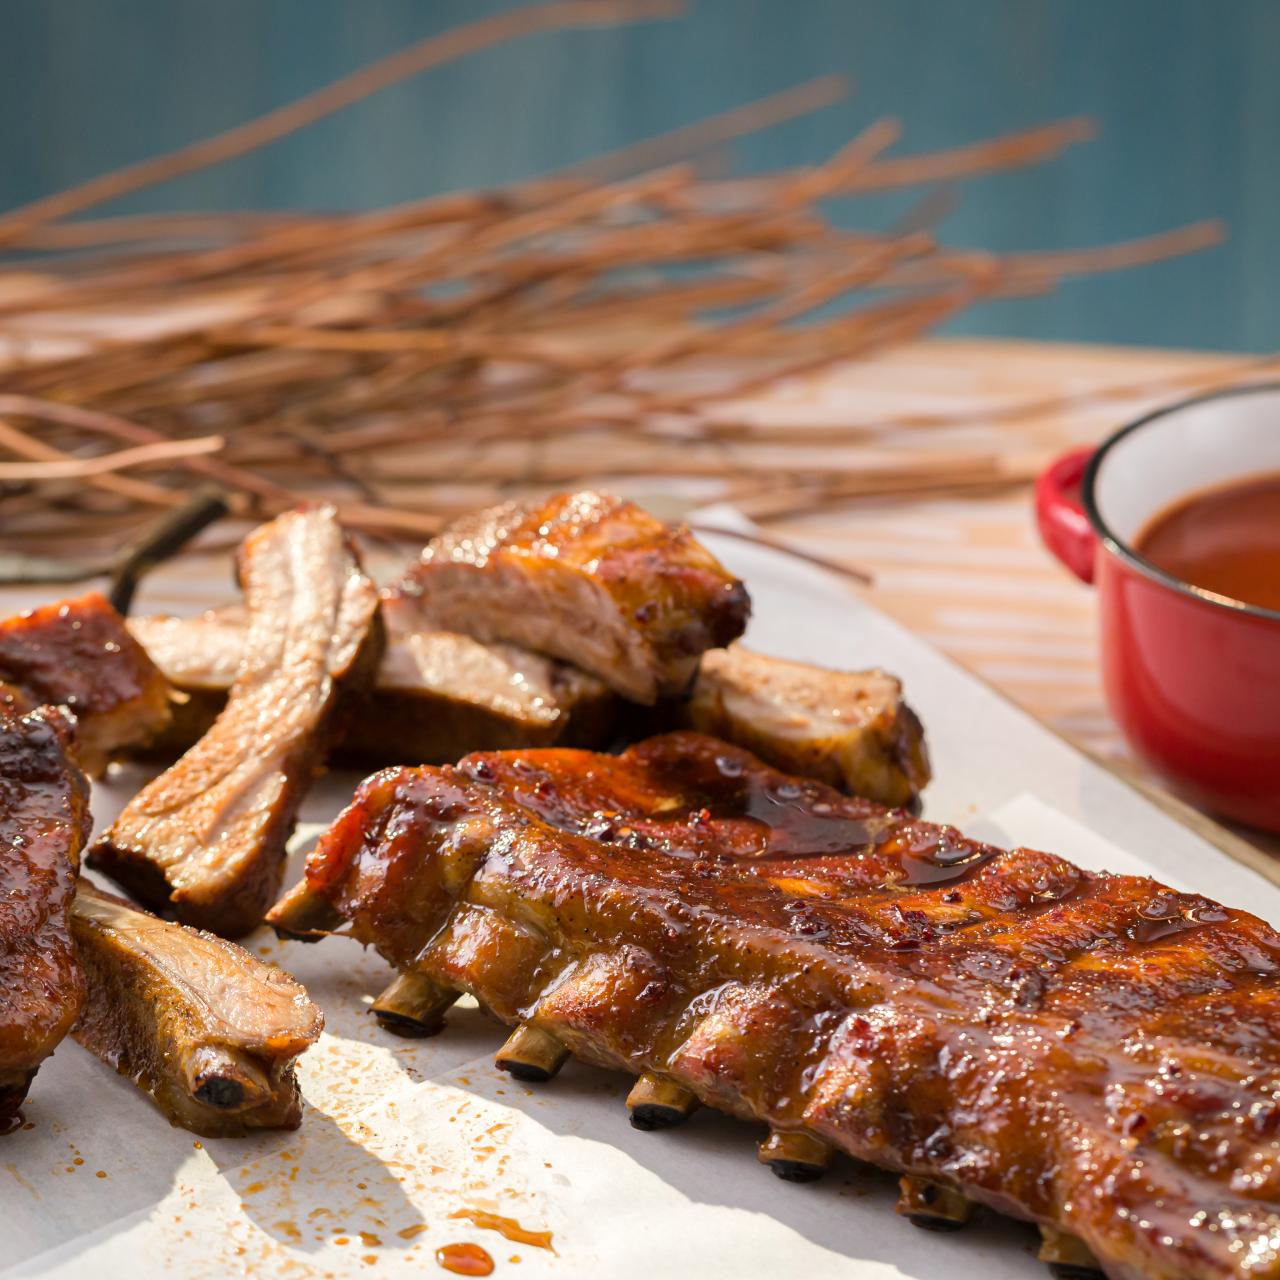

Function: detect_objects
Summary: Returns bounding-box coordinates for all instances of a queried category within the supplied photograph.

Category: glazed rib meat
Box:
[0,706,90,1128]
[389,491,751,703]
[127,593,617,765]
[90,506,382,937]
[682,646,930,807]
[0,594,172,775]
[71,882,322,1137]
[272,732,1280,1280]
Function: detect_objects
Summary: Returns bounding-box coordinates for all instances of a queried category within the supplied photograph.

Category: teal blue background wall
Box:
[3,0,1276,350]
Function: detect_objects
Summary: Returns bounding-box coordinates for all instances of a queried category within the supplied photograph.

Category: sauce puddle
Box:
[1136,470,1280,612]
[436,1242,495,1276]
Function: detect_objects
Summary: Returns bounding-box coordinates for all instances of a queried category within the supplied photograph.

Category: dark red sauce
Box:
[1136,471,1280,612]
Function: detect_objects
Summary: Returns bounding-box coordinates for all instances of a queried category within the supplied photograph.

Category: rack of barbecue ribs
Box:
[682,645,930,808]
[0,594,172,775]
[388,491,751,703]
[0,706,91,1128]
[269,731,1280,1280]
[71,883,322,1136]
[127,594,619,765]
[90,506,383,937]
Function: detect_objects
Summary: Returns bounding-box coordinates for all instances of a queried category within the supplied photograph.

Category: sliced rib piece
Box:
[274,732,1280,1280]
[682,646,930,807]
[71,882,322,1137]
[90,506,382,937]
[0,594,172,775]
[0,706,90,1128]
[127,594,617,765]
[123,608,243,757]
[389,491,750,703]
[350,609,615,763]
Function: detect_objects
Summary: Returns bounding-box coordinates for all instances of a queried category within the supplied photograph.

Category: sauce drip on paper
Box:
[436,1242,495,1275]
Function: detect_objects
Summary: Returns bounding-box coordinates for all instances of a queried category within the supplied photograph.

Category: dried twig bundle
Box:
[0,0,1229,574]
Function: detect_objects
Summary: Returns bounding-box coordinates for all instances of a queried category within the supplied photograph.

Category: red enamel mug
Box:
[1035,383,1280,833]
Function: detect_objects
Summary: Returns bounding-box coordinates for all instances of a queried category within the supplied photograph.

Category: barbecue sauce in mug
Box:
[1135,471,1280,612]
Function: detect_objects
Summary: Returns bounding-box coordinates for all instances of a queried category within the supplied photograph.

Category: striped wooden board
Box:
[743,338,1228,759]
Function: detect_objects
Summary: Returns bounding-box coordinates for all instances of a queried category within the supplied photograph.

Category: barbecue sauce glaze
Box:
[303,732,1280,1280]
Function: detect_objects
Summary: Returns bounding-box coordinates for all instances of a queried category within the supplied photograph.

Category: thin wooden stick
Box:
[690,523,873,585]
[695,117,1097,209]
[0,434,223,481]
[848,117,1097,191]
[8,210,309,251]
[0,394,290,509]
[567,75,849,183]
[774,117,903,209]
[0,419,181,507]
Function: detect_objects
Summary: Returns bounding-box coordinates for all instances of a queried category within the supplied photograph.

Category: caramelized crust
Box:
[682,646,930,807]
[71,884,322,1137]
[285,733,1280,1280]
[91,507,383,937]
[0,594,171,775]
[390,491,750,703]
[0,707,91,1127]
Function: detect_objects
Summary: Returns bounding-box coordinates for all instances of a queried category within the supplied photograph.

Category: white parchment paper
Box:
[6,526,1278,1278]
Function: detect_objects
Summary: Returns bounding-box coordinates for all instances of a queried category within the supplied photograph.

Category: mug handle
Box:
[1035,446,1098,584]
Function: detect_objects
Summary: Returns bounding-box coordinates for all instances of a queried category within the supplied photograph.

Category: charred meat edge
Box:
[0,593,172,776]
[90,506,383,937]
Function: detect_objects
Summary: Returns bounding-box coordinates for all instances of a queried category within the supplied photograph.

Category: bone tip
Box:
[265,884,342,942]
[757,1129,833,1182]
[907,1214,964,1233]
[896,1175,974,1232]
[1043,1264,1106,1280]
[627,1073,698,1131]
[499,1061,555,1083]
[373,1009,447,1038]
[494,1024,569,1083]
[371,970,458,1038]
[193,1076,247,1110]
[185,1045,274,1114]
[767,1160,826,1184]
[270,924,327,944]
[1037,1226,1104,1279]
[629,1103,689,1132]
